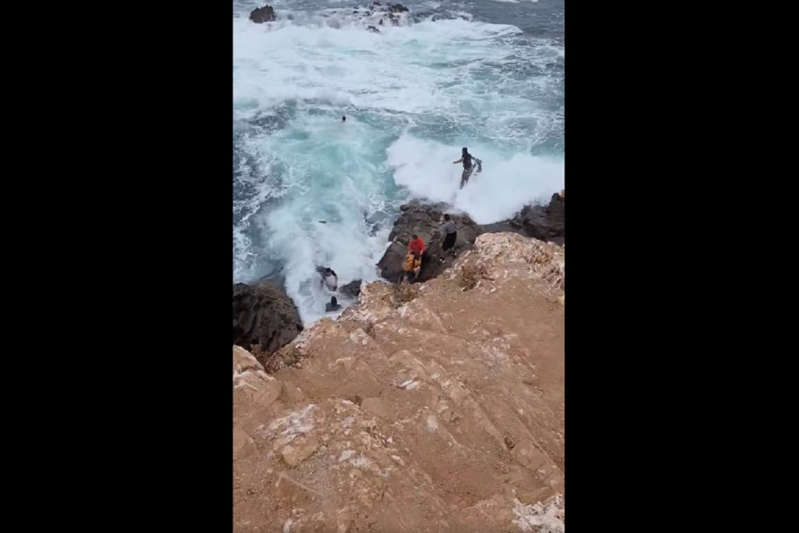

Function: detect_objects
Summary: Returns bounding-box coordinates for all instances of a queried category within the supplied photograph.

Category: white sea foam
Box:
[233,3,563,324]
[387,133,563,223]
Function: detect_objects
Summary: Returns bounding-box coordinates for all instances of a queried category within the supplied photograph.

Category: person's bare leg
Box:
[460,168,472,189]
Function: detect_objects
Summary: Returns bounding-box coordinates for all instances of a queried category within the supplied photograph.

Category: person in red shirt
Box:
[408,234,426,280]
[408,234,426,257]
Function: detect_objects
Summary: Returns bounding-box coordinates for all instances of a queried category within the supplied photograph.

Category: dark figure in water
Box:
[342,115,346,122]
[453,147,482,189]
[439,214,457,255]
[325,296,341,312]
[316,266,338,291]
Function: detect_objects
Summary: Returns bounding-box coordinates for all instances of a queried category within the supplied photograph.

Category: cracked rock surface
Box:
[234,233,564,532]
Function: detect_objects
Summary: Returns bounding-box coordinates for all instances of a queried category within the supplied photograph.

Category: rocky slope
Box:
[234,233,564,532]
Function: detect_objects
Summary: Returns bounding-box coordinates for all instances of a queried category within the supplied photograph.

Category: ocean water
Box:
[233,0,564,325]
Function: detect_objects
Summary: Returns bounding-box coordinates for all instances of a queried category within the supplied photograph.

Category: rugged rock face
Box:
[377,201,481,283]
[339,279,363,298]
[386,3,410,13]
[232,282,303,361]
[340,2,412,29]
[249,5,276,23]
[511,193,565,245]
[377,193,565,283]
[234,233,564,532]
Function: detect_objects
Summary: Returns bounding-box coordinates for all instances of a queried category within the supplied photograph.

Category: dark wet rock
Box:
[233,282,302,357]
[249,5,276,23]
[377,201,481,283]
[340,280,363,298]
[360,2,411,27]
[256,268,286,292]
[509,193,564,245]
[377,193,565,283]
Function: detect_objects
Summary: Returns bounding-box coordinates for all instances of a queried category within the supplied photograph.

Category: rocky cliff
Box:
[234,232,564,532]
[233,282,303,365]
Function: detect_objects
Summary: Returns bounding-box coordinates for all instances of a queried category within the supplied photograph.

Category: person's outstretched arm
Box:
[453,158,463,164]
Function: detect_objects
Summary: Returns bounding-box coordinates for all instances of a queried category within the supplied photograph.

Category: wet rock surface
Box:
[249,5,276,23]
[233,282,303,361]
[377,193,564,283]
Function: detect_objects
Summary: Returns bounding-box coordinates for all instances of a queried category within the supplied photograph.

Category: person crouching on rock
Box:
[407,234,426,281]
[439,214,457,258]
[325,296,341,312]
[400,251,421,284]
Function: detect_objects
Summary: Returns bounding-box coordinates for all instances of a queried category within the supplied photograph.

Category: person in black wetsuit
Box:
[453,147,482,189]
[325,296,341,312]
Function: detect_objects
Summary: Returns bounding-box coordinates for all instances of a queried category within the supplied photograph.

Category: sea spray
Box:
[233,1,564,325]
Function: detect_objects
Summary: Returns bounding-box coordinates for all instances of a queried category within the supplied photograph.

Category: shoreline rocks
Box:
[377,193,565,283]
[377,202,481,283]
[340,279,363,298]
[249,5,276,23]
[233,282,302,364]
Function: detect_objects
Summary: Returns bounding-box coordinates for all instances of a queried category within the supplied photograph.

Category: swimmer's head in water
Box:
[342,116,346,122]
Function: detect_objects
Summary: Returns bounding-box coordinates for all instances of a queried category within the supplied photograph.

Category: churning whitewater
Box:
[234,0,564,325]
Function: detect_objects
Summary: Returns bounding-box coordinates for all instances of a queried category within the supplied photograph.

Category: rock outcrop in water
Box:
[339,279,363,298]
[325,2,412,30]
[386,3,409,14]
[233,282,302,364]
[249,5,276,23]
[234,232,564,532]
[377,192,565,283]
[511,193,565,245]
[377,202,481,283]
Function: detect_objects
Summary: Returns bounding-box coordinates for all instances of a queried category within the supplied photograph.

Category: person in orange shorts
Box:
[399,234,426,283]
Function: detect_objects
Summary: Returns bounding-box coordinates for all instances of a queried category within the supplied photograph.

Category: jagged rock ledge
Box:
[377,192,564,283]
[233,282,302,368]
[249,5,276,23]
